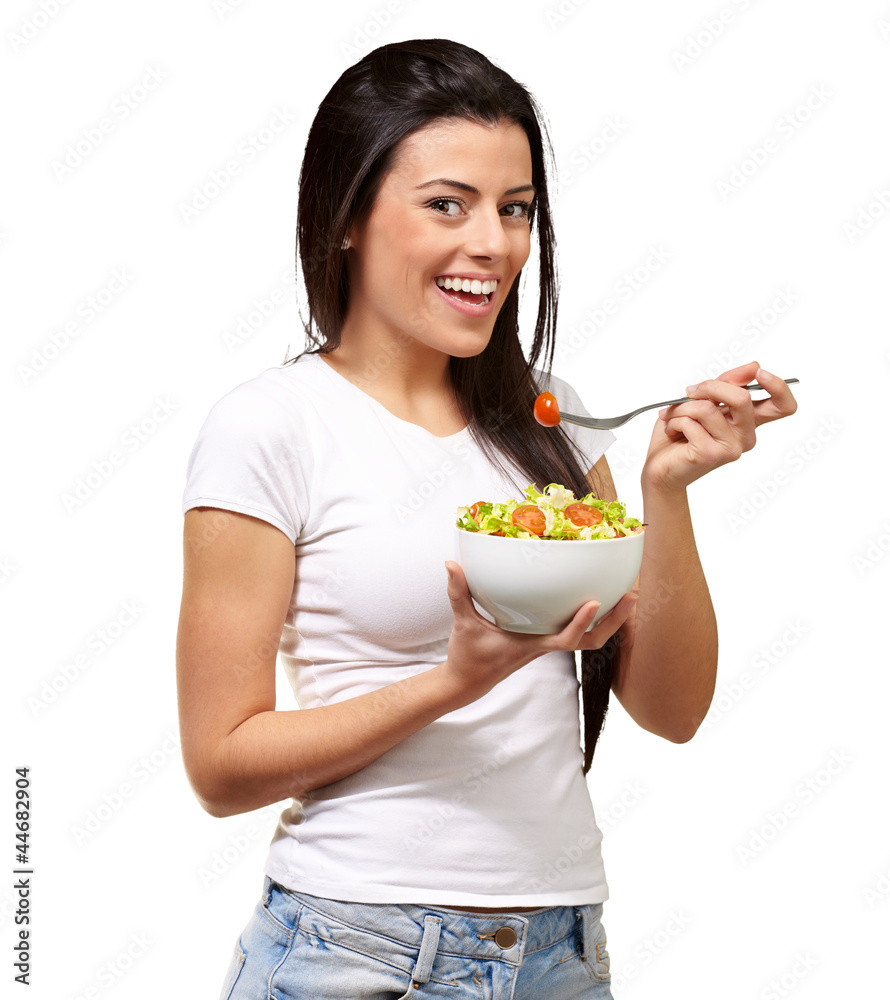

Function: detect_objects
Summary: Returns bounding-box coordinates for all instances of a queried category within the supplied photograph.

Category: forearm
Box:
[618,483,718,742]
[201,663,467,817]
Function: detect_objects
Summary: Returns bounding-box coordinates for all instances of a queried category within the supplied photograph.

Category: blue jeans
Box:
[220,877,613,999]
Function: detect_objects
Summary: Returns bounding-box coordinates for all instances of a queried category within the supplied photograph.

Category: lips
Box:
[431,276,499,317]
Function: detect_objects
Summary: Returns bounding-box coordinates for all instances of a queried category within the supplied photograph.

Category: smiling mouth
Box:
[435,275,498,306]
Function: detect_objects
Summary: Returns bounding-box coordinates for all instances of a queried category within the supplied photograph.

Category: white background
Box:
[3,1,888,997]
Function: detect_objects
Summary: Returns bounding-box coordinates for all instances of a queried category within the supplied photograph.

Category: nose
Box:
[463,205,513,261]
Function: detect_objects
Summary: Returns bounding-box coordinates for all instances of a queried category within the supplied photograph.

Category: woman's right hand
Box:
[440,560,638,705]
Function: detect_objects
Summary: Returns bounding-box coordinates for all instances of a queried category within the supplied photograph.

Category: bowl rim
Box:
[455,524,645,544]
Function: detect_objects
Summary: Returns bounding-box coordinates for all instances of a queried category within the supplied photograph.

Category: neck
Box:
[323,324,452,404]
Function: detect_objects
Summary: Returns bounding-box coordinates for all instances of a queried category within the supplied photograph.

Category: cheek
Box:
[512,227,532,268]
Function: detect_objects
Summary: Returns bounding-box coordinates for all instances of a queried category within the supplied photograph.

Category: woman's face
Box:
[343,117,535,360]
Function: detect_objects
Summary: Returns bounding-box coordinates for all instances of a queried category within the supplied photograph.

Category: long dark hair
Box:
[289,38,620,772]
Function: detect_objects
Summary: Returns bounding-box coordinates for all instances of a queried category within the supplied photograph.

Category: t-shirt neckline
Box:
[304,351,471,442]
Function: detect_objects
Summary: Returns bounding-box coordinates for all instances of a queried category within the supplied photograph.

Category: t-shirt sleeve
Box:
[537,370,616,471]
[181,378,310,545]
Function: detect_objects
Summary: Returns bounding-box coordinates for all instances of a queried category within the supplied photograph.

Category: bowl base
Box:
[499,622,559,634]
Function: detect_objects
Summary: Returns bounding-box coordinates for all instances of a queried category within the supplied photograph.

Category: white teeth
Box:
[435,276,499,294]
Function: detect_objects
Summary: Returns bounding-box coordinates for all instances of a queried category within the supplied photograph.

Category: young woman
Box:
[176,39,797,999]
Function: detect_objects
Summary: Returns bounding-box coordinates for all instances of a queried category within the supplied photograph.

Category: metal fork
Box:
[559,378,800,430]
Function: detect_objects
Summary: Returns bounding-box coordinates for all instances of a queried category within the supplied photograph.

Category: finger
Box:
[747,367,799,425]
[680,381,757,450]
[661,413,745,466]
[664,397,755,453]
[707,359,761,386]
[538,599,601,653]
[444,561,484,621]
[577,590,639,650]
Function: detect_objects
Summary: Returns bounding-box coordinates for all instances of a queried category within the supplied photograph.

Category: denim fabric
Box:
[220,877,613,999]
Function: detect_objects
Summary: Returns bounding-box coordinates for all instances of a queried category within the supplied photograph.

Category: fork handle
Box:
[637,377,801,413]
[656,377,800,410]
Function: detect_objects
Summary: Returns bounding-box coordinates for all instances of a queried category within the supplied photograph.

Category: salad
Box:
[456,483,644,541]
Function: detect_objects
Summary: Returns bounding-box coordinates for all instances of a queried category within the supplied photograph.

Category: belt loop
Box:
[575,906,591,961]
[411,915,442,985]
[262,876,274,907]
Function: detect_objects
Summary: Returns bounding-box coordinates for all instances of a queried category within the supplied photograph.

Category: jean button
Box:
[494,926,517,948]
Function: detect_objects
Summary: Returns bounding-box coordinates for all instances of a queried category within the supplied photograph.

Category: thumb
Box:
[444,560,473,611]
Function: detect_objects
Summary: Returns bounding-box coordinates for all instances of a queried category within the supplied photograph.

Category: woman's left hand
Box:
[641,361,798,494]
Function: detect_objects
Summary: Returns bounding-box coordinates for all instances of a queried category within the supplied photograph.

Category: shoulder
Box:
[196,355,322,439]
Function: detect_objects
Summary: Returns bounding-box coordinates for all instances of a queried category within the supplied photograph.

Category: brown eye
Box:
[428,198,462,216]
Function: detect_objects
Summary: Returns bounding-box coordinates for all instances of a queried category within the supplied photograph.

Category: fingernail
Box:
[685,383,699,396]
[444,562,455,581]
[756,367,772,382]
[658,407,668,419]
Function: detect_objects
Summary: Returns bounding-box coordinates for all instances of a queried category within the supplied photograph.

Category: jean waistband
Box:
[264,877,600,971]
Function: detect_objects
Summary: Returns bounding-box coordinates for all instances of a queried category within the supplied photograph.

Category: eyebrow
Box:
[414,178,536,196]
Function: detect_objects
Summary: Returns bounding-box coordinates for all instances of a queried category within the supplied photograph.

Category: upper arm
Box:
[175,507,296,807]
[584,454,638,701]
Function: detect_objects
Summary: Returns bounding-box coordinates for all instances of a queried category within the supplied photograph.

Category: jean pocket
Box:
[218,938,246,1000]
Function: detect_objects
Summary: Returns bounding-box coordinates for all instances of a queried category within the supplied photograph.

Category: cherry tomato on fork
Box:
[511,505,546,536]
[533,392,561,427]
[564,503,603,527]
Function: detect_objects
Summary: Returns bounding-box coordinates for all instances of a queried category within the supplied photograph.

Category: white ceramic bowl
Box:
[455,525,644,634]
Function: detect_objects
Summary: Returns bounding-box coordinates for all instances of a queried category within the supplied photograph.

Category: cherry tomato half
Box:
[564,502,604,527]
[468,501,485,523]
[533,392,561,427]
[511,504,547,536]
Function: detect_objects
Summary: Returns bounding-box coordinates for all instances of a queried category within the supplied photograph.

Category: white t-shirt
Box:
[181,350,616,906]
